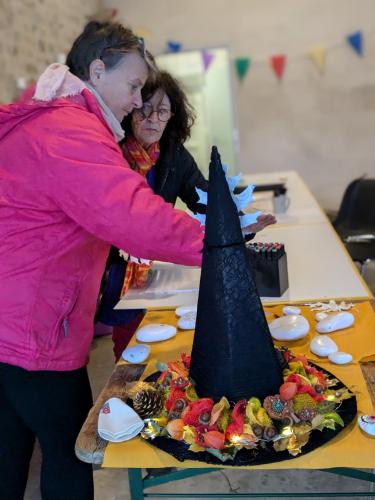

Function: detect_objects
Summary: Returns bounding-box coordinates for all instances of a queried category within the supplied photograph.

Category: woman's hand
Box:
[242,213,276,234]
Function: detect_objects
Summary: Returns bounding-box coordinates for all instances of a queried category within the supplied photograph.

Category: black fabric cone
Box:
[189,146,283,402]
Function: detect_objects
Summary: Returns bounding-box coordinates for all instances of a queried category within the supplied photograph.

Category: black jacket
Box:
[153,142,208,211]
[96,143,208,324]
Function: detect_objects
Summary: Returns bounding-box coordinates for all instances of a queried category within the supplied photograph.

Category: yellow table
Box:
[76,302,375,498]
[104,302,375,470]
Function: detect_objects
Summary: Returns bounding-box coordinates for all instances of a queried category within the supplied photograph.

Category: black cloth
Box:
[95,143,208,325]
[0,363,93,500]
[152,142,208,211]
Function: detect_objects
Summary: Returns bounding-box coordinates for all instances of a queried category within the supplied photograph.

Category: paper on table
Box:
[123,262,200,299]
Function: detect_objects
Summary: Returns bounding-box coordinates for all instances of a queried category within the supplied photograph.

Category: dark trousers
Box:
[0,362,94,500]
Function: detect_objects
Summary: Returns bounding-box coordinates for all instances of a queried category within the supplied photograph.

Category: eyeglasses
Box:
[137,37,145,57]
[134,104,173,122]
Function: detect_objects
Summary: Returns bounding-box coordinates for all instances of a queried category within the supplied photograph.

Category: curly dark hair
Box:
[66,21,155,80]
[122,70,195,147]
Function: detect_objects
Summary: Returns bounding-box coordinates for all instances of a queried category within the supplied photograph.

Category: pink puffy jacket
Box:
[0,90,203,371]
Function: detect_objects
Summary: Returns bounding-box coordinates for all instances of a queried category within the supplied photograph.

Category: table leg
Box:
[128,468,144,500]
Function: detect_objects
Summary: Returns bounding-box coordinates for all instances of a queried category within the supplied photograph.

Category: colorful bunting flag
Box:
[167,40,182,53]
[308,45,326,74]
[162,28,365,82]
[202,50,215,71]
[347,30,363,56]
[235,58,251,82]
[270,55,287,81]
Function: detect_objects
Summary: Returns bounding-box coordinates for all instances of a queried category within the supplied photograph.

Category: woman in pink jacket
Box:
[0,21,203,499]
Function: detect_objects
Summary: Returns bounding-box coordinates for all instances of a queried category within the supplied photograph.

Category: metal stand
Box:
[127,467,375,499]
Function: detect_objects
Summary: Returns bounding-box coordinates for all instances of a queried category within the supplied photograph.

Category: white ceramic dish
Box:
[316,312,354,334]
[175,304,197,317]
[328,351,352,365]
[310,335,338,357]
[269,315,310,341]
[135,323,177,343]
[357,415,375,437]
[315,312,328,322]
[282,306,301,316]
[122,344,151,363]
[177,311,196,330]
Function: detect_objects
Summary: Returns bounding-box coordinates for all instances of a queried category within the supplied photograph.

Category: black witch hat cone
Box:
[189,146,283,401]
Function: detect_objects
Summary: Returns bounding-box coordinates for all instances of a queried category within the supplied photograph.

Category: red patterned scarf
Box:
[120,135,160,296]
[121,134,160,176]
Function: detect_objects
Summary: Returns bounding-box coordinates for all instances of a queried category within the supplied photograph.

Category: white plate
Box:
[136,323,176,342]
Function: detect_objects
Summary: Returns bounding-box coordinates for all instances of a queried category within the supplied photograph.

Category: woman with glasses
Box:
[96,71,276,360]
[0,23,204,499]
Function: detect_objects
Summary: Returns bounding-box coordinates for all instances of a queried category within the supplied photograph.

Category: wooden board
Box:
[361,362,375,409]
[75,363,145,465]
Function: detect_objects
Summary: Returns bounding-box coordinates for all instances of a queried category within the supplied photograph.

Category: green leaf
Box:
[211,397,230,426]
[188,443,205,453]
[217,409,231,432]
[185,385,199,401]
[324,412,344,427]
[206,446,238,462]
[316,418,337,431]
[311,414,325,429]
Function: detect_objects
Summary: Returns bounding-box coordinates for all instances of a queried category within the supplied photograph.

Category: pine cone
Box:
[133,387,164,419]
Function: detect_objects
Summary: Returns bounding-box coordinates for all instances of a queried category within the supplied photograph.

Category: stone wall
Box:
[0,0,100,102]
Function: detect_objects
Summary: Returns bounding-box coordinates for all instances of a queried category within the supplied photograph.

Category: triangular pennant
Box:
[270,54,287,80]
[235,58,251,82]
[347,30,363,56]
[308,45,326,74]
[202,50,215,71]
[166,40,182,53]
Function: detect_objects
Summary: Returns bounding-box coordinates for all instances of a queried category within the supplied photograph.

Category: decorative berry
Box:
[160,373,172,387]
[183,398,214,427]
[252,423,263,438]
[198,412,211,425]
[281,416,294,426]
[171,376,189,390]
[168,411,182,420]
[165,389,187,412]
[263,426,277,440]
[175,398,187,411]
